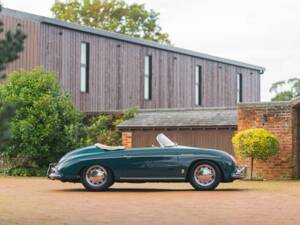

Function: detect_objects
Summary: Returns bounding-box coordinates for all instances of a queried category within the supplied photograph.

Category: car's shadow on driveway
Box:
[52,188,251,193]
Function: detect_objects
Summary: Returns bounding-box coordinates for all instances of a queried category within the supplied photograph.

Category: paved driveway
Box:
[0,177,300,225]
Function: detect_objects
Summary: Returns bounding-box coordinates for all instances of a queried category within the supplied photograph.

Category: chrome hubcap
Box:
[194,164,216,186]
[86,165,107,187]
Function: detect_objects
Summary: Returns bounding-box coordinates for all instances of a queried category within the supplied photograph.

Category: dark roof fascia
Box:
[117,125,237,130]
[138,106,237,113]
[1,7,265,73]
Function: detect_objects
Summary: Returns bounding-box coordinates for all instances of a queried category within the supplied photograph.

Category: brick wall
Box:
[237,101,298,180]
[122,132,132,148]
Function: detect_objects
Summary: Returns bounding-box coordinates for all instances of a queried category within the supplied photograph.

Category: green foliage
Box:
[0,68,87,167]
[51,0,170,44]
[124,107,138,119]
[0,102,17,151]
[0,4,25,151]
[232,128,279,179]
[8,167,47,177]
[270,78,300,101]
[0,5,26,76]
[232,128,279,160]
[87,107,137,145]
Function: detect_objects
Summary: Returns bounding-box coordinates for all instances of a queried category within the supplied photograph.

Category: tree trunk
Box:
[250,157,254,180]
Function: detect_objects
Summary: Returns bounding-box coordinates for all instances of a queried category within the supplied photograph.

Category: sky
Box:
[2,0,300,101]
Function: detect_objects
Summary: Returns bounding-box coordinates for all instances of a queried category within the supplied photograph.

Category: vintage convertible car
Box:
[48,134,245,191]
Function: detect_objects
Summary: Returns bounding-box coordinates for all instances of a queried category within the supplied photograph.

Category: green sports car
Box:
[48,134,245,191]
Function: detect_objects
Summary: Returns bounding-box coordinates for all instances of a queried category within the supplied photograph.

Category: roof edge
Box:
[1,7,265,73]
[138,107,237,113]
[117,125,238,129]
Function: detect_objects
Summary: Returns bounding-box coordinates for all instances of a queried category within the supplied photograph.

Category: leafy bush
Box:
[0,101,17,151]
[232,128,279,179]
[87,107,137,146]
[0,68,87,168]
[8,167,48,177]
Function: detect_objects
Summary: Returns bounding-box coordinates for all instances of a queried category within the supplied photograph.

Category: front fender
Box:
[181,156,235,182]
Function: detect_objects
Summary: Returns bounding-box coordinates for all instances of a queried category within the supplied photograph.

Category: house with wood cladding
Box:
[0,8,266,154]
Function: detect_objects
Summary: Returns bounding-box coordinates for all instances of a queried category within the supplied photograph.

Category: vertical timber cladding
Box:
[0,14,41,75]
[39,23,261,113]
[131,128,236,155]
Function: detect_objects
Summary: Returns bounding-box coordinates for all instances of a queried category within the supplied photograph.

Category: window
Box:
[144,55,152,100]
[195,65,202,105]
[237,73,243,103]
[80,42,89,93]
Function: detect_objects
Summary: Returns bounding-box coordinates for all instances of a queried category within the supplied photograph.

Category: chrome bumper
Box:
[231,166,246,179]
[47,163,62,180]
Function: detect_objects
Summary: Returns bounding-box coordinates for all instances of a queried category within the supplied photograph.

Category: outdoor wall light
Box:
[261,114,268,124]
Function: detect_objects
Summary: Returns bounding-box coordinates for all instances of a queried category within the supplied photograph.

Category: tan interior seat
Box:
[95,143,125,151]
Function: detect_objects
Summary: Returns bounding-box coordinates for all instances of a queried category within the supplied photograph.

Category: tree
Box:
[0,5,26,79]
[0,4,26,151]
[232,128,279,180]
[269,78,300,101]
[51,0,170,44]
[87,107,137,145]
[0,68,87,168]
[0,101,16,151]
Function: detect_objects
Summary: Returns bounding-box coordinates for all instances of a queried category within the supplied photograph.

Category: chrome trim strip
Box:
[80,155,177,161]
[119,177,185,180]
[84,154,220,160]
[179,154,220,159]
[79,154,220,162]
[179,154,195,157]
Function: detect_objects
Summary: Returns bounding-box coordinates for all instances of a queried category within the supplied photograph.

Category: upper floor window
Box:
[237,73,243,103]
[80,42,89,93]
[144,55,152,100]
[195,65,202,105]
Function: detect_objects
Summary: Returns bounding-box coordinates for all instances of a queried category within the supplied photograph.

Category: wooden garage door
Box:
[132,128,236,155]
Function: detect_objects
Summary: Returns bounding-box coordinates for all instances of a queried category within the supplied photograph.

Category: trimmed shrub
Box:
[232,128,279,179]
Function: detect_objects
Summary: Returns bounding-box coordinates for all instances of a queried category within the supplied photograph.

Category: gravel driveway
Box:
[1,177,300,225]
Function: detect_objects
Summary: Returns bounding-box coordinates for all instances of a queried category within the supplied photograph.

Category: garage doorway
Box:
[131,128,236,155]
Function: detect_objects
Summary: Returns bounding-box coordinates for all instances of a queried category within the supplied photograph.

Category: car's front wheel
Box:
[189,161,221,191]
[81,165,113,191]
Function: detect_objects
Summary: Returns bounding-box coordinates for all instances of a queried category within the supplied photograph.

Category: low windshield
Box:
[156,133,177,148]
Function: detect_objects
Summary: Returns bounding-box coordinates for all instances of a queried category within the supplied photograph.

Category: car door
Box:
[117,147,181,179]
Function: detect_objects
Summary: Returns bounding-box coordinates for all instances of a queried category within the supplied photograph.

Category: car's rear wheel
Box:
[189,161,221,191]
[81,165,113,191]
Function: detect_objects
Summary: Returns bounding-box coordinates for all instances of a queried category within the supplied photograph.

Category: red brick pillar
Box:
[122,132,132,148]
[237,102,294,180]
